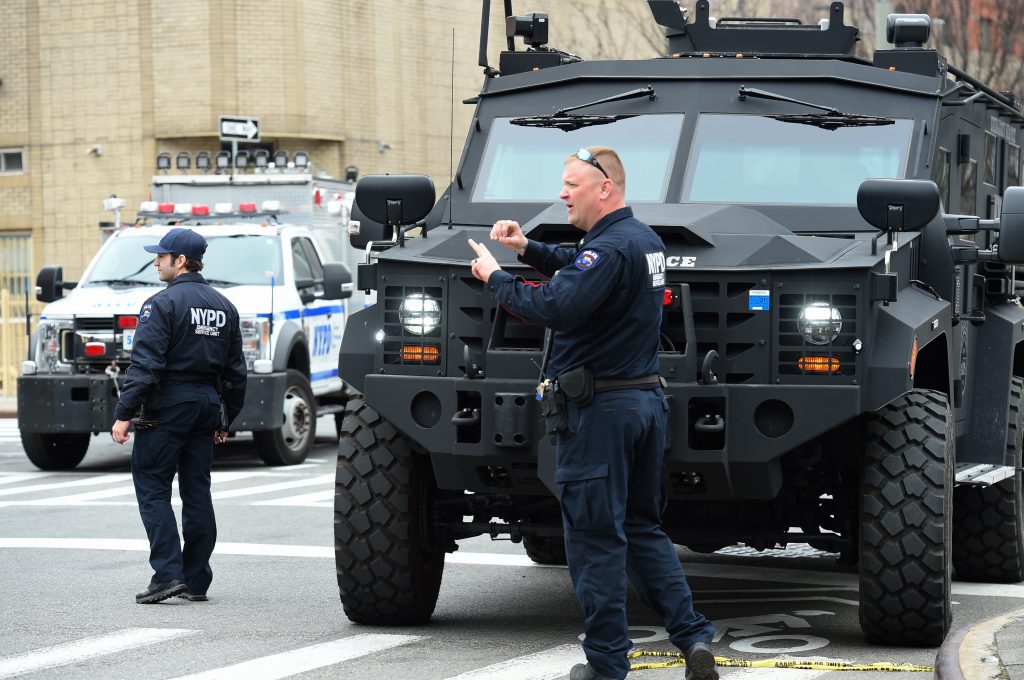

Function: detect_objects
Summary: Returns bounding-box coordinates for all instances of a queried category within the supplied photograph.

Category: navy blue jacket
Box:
[486,207,666,379]
[114,273,247,424]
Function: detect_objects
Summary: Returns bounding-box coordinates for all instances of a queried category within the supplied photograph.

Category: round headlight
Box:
[798,301,842,345]
[400,293,440,335]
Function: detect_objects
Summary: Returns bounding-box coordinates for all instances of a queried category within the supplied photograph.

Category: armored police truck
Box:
[18,171,356,469]
[334,1,1024,645]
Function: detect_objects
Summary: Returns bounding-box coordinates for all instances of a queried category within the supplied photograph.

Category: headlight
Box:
[798,302,842,345]
[399,293,440,335]
[240,316,270,369]
[35,319,73,373]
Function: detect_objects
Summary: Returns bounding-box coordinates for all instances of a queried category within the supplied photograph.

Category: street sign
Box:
[219,115,260,142]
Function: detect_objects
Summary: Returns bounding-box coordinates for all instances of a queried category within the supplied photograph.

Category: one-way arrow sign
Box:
[219,115,260,142]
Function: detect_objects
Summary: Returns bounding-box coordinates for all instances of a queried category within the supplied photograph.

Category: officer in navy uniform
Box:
[111,227,247,604]
[469,147,718,680]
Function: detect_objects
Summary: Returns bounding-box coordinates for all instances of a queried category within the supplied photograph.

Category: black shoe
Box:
[684,642,718,680]
[136,580,187,604]
[177,590,208,602]
[568,663,613,680]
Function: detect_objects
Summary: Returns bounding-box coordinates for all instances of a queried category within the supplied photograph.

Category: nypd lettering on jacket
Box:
[191,307,227,337]
[645,251,666,287]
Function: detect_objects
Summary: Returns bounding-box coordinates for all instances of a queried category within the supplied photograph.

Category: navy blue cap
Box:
[143,227,207,260]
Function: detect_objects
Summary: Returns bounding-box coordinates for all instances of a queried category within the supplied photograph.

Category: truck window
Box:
[934,147,951,210]
[472,115,685,203]
[984,132,998,186]
[682,114,914,205]
[83,234,283,287]
[961,159,978,215]
[292,238,316,280]
[297,238,324,279]
[1008,142,1021,188]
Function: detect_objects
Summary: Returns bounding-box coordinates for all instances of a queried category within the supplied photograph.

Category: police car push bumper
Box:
[18,370,287,434]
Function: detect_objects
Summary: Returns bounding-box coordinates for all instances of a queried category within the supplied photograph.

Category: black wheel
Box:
[334,396,444,624]
[859,388,952,646]
[21,432,89,470]
[253,369,316,466]
[953,376,1024,582]
[523,534,567,565]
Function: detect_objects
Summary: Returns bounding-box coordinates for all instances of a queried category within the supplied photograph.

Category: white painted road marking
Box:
[165,633,422,680]
[0,628,195,679]
[252,488,334,506]
[0,473,131,497]
[1,538,1023,600]
[444,643,584,680]
[211,473,334,500]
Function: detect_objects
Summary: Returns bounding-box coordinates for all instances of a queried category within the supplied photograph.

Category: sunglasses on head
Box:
[574,148,609,179]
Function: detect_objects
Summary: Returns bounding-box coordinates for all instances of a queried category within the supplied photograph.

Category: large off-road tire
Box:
[253,369,316,466]
[859,389,952,646]
[953,376,1024,582]
[334,396,444,624]
[21,432,90,470]
[523,534,567,565]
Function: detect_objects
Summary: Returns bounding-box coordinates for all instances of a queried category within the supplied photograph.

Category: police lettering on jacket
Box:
[191,307,227,336]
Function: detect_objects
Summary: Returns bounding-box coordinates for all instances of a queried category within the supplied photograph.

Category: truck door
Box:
[291,236,343,394]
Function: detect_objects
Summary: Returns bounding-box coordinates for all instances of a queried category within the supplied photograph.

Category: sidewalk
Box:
[935,606,1024,679]
[0,395,15,418]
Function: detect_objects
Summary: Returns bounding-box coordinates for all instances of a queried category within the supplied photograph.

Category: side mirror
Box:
[998,186,1024,263]
[355,174,435,236]
[36,265,64,303]
[857,179,940,232]
[322,262,353,300]
[348,203,390,250]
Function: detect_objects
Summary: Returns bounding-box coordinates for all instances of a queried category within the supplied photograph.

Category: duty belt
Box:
[593,374,662,393]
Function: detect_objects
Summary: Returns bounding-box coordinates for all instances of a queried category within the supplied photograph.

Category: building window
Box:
[0,149,24,174]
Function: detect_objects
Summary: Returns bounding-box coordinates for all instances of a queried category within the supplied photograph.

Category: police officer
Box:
[111,227,247,605]
[469,147,717,680]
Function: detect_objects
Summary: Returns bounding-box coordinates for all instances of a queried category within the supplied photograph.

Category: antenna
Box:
[449,27,456,230]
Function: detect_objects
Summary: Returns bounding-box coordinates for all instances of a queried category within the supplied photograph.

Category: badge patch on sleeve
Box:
[139,303,154,324]
[574,249,602,271]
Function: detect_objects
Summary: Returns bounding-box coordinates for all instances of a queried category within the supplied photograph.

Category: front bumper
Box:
[362,374,862,501]
[17,372,287,434]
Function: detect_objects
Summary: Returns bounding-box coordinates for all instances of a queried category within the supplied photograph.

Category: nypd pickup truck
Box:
[18,192,355,470]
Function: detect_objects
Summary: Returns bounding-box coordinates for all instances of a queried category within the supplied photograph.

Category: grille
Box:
[777,292,858,378]
[666,274,770,384]
[75,317,112,331]
[382,284,444,366]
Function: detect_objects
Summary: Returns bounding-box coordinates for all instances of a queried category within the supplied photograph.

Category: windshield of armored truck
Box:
[683,115,914,205]
[472,115,685,203]
[83,234,284,287]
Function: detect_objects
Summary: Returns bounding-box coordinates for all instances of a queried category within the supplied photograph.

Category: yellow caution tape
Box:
[627,649,934,672]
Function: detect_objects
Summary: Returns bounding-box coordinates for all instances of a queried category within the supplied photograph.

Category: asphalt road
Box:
[1,416,1023,680]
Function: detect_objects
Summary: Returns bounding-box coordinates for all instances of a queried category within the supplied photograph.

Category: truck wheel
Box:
[253,369,316,466]
[523,535,567,565]
[859,388,952,646]
[953,376,1024,582]
[21,432,89,471]
[334,396,444,624]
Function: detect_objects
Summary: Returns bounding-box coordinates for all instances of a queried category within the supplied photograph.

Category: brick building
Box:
[0,0,658,278]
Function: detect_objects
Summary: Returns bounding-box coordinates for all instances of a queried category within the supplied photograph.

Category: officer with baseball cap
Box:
[111,227,247,604]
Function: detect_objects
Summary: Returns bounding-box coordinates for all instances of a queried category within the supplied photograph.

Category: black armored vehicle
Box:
[334,0,1024,645]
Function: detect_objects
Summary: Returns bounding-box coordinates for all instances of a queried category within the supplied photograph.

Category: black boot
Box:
[136,580,187,604]
[568,663,614,680]
[684,642,718,680]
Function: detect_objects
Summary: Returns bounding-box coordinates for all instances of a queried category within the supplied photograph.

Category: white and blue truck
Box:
[17,171,362,469]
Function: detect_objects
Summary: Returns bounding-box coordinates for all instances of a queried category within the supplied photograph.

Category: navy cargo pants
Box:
[131,383,222,593]
[556,387,716,680]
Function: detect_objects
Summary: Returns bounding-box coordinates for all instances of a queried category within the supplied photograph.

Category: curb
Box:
[934,606,1024,679]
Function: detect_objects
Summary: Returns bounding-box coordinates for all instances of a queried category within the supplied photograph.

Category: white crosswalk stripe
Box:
[0,470,336,508]
[0,628,196,679]
[444,644,585,680]
[165,633,423,680]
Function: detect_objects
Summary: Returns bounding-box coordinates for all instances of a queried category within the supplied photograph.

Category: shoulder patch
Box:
[139,303,154,324]
[574,249,603,271]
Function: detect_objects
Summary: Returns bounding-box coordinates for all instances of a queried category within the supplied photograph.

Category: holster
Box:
[557,365,594,407]
[540,382,568,435]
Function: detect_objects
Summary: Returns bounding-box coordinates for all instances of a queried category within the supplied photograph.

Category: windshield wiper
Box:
[738,85,894,130]
[511,86,656,131]
[86,278,160,287]
[204,278,245,287]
